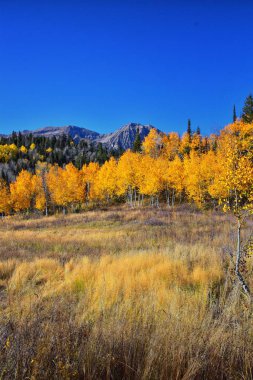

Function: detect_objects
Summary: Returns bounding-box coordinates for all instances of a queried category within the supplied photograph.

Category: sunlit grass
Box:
[0,207,252,379]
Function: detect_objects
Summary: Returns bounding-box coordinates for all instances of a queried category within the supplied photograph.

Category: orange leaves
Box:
[10,170,34,211]
[81,162,100,201]
[137,155,164,196]
[95,157,118,201]
[117,150,141,196]
[167,156,184,195]
[0,144,18,162]
[1,120,253,214]
[0,179,10,214]
[209,121,253,216]
[161,132,180,160]
[142,128,162,158]
[47,163,84,208]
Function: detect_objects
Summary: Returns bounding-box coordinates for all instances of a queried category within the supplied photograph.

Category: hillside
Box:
[3,123,158,151]
[21,126,100,141]
[97,123,158,150]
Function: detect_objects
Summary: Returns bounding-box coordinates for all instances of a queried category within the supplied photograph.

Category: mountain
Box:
[3,123,159,150]
[96,123,157,150]
[20,125,100,141]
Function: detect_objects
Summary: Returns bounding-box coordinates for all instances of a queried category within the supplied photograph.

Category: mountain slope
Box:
[97,123,158,150]
[21,126,100,141]
[2,123,159,150]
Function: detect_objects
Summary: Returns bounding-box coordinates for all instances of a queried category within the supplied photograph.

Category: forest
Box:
[0,131,119,183]
[0,118,252,218]
[0,103,253,378]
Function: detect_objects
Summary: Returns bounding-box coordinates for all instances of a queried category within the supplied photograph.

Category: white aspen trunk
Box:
[235,218,250,295]
[167,188,170,207]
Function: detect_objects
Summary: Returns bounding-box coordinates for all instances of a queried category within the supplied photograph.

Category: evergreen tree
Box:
[96,143,108,164]
[187,119,192,136]
[242,94,253,123]
[196,126,201,135]
[233,105,237,122]
[133,128,142,152]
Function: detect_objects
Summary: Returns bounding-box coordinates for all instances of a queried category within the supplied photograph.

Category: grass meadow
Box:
[0,206,253,379]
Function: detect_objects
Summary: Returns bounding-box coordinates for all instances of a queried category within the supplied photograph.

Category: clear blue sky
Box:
[1,0,253,136]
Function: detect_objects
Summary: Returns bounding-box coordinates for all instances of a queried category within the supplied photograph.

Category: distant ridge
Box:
[96,123,158,150]
[1,123,160,150]
[20,125,100,141]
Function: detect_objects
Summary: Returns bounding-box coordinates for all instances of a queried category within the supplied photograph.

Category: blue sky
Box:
[1,0,253,136]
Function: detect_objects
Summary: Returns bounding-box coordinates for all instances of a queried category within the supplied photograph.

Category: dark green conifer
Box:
[242,94,253,123]
[133,128,142,152]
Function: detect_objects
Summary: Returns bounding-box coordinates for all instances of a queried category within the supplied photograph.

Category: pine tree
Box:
[233,105,237,122]
[187,119,192,136]
[133,128,142,152]
[242,94,253,123]
[196,126,201,135]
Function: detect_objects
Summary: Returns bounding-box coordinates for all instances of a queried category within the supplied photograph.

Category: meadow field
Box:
[0,206,253,379]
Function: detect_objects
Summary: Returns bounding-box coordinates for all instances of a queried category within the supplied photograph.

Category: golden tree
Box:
[0,179,10,216]
[33,162,51,215]
[184,151,217,207]
[161,132,180,160]
[137,155,164,206]
[209,121,253,294]
[81,162,100,203]
[10,170,34,212]
[166,155,185,205]
[142,128,162,158]
[117,150,141,206]
[95,157,118,202]
[47,165,67,212]
[63,163,84,208]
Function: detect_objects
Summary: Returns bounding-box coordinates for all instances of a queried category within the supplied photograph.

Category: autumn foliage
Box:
[0,120,252,215]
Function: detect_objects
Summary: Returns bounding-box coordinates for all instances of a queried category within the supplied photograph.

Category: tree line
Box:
[0,132,121,183]
[0,119,251,217]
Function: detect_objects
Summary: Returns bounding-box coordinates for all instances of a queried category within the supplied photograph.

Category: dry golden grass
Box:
[0,206,252,379]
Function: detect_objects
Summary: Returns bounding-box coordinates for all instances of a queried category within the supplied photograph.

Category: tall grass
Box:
[0,207,252,379]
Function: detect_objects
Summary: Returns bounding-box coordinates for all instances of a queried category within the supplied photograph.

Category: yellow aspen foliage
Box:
[142,128,162,158]
[10,170,34,211]
[34,162,51,214]
[184,151,216,206]
[180,132,191,155]
[20,145,28,154]
[95,157,118,201]
[47,164,84,209]
[0,120,252,215]
[47,165,67,208]
[0,144,18,162]
[161,132,180,160]
[191,133,202,152]
[0,179,10,214]
[209,149,253,215]
[167,155,185,196]
[63,163,84,205]
[209,121,253,211]
[208,134,218,151]
[155,156,171,191]
[30,143,36,151]
[81,162,100,202]
[116,150,141,197]
[32,174,46,211]
[137,155,163,197]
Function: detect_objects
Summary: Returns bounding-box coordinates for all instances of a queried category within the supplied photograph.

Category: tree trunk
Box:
[235,218,250,295]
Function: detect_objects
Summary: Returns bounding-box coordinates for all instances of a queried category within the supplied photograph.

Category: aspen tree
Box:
[209,121,253,295]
